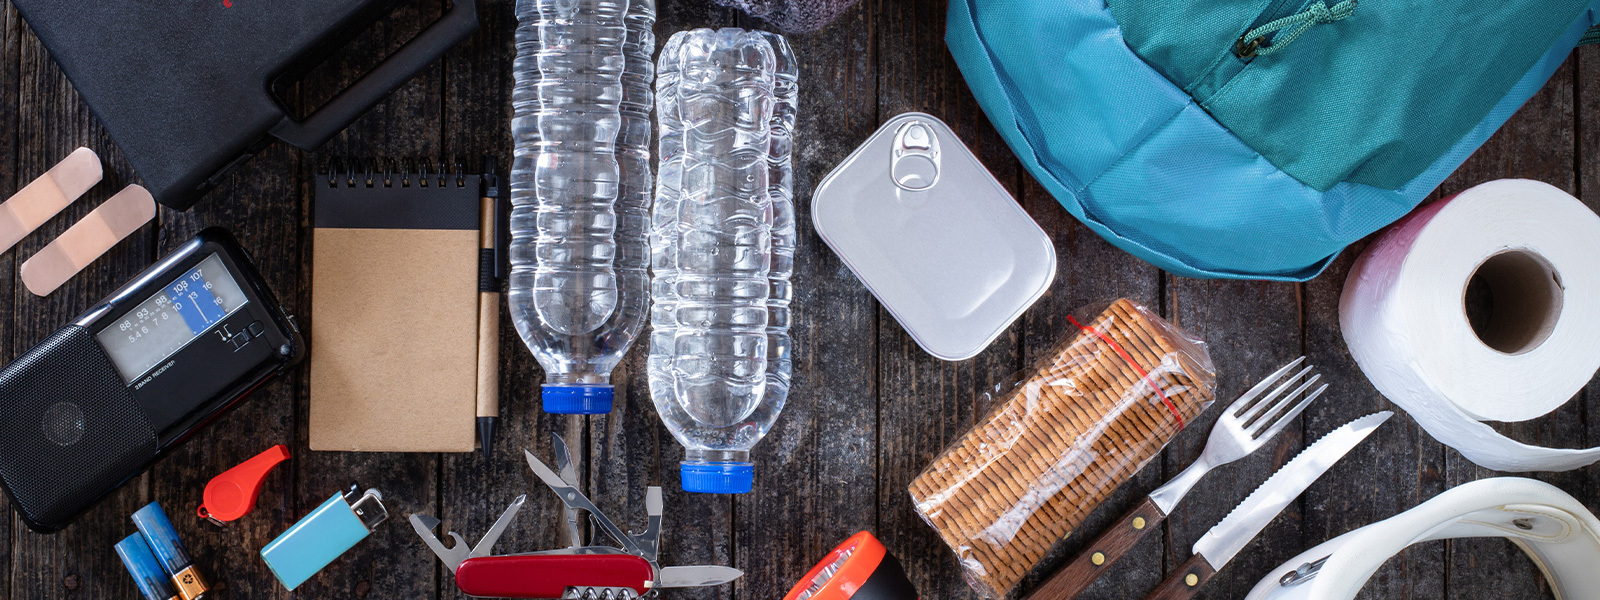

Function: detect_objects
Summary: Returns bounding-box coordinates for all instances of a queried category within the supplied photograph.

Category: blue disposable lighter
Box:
[114,533,179,600]
[130,502,208,600]
[260,484,387,591]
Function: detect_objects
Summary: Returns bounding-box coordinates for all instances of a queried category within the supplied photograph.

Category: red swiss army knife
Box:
[410,435,742,599]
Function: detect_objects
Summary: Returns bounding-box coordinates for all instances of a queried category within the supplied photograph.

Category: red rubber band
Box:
[1067,314,1185,429]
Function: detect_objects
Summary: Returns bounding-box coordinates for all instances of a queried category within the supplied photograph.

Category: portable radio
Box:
[0,227,303,532]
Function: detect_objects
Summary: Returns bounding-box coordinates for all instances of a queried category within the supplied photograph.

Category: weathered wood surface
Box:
[0,0,1594,598]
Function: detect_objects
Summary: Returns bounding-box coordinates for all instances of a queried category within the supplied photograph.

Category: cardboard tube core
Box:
[1464,249,1563,355]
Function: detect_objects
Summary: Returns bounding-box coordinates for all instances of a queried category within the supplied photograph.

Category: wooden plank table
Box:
[0,0,1595,598]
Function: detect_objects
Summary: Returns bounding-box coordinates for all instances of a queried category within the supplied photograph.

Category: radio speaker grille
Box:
[0,326,157,531]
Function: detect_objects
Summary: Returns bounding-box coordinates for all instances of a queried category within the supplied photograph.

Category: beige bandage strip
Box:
[21,184,156,296]
[0,147,102,254]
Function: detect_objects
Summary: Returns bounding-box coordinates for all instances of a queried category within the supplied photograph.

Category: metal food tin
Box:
[813,112,1055,361]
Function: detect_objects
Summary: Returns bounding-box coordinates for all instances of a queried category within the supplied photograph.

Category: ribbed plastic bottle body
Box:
[650,29,794,494]
[760,31,797,430]
[509,0,650,413]
[608,0,654,386]
[649,31,688,423]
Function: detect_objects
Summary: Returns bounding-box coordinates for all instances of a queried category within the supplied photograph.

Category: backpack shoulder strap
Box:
[1582,24,1599,45]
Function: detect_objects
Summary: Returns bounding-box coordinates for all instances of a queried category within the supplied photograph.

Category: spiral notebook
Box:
[309,161,485,452]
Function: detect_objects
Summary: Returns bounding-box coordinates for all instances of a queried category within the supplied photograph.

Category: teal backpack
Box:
[947,0,1600,280]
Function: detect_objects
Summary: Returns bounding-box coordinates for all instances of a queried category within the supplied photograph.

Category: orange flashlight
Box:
[785,532,918,600]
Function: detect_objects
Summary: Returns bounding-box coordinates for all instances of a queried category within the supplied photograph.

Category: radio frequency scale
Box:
[0,227,303,532]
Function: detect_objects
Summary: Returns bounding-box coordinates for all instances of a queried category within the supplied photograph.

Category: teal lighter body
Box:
[260,486,387,590]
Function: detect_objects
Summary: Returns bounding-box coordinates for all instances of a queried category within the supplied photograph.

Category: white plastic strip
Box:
[1340,179,1600,471]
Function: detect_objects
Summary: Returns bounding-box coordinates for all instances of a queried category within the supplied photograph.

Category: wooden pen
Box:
[476,159,504,459]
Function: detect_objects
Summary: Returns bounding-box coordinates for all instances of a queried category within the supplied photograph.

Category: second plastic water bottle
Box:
[650,29,797,494]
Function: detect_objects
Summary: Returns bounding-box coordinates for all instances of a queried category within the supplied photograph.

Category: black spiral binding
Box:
[322,157,470,189]
[319,156,506,294]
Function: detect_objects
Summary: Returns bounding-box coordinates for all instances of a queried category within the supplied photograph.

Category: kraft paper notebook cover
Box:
[310,163,481,452]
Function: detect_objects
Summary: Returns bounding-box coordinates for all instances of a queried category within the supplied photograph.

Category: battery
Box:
[130,502,208,600]
[114,533,179,600]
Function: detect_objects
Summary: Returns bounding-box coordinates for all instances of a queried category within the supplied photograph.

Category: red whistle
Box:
[197,444,289,523]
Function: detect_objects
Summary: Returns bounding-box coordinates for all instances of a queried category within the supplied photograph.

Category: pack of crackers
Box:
[908,298,1216,598]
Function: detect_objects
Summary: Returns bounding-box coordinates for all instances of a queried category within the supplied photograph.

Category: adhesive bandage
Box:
[0,147,102,254]
[21,184,156,296]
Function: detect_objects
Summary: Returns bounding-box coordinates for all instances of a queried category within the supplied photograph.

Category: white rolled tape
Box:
[1243,478,1600,600]
[1340,179,1600,472]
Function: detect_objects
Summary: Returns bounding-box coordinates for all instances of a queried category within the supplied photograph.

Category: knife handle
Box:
[455,554,652,599]
[1140,554,1216,600]
[1024,498,1166,600]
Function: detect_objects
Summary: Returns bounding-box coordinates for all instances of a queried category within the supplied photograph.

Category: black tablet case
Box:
[11,0,477,210]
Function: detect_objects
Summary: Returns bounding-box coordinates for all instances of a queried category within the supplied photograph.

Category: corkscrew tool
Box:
[411,435,742,599]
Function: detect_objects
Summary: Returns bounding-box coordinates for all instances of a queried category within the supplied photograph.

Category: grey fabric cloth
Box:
[712,0,859,32]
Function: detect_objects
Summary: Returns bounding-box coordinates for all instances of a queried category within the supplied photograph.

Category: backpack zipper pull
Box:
[1234,0,1357,58]
[1234,35,1263,59]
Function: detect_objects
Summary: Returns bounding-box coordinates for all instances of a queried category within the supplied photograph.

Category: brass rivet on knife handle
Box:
[1021,497,1167,600]
[1140,554,1217,600]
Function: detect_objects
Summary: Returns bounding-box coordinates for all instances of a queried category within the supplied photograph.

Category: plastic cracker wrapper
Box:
[908,298,1216,598]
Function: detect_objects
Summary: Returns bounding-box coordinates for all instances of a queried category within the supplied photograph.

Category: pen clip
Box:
[481,156,509,284]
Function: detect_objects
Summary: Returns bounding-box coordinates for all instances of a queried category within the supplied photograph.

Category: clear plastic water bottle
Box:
[610,0,655,404]
[761,30,797,444]
[509,0,652,414]
[650,29,796,494]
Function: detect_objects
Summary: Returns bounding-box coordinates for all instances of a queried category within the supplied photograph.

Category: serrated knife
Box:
[1140,411,1391,600]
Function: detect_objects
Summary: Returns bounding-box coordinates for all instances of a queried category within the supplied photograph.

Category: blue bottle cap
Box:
[680,461,754,494]
[542,385,613,414]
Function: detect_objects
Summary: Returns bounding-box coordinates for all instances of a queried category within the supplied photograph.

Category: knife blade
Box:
[1142,411,1391,600]
[655,565,744,588]
[471,495,526,558]
[1195,411,1390,566]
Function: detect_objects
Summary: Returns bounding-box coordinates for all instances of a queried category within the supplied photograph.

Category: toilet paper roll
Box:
[1341,179,1600,472]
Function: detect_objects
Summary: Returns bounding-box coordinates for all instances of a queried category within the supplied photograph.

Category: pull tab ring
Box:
[891,120,941,191]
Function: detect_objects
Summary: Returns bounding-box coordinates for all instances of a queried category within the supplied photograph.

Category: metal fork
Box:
[1147,355,1328,512]
[1023,356,1328,600]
